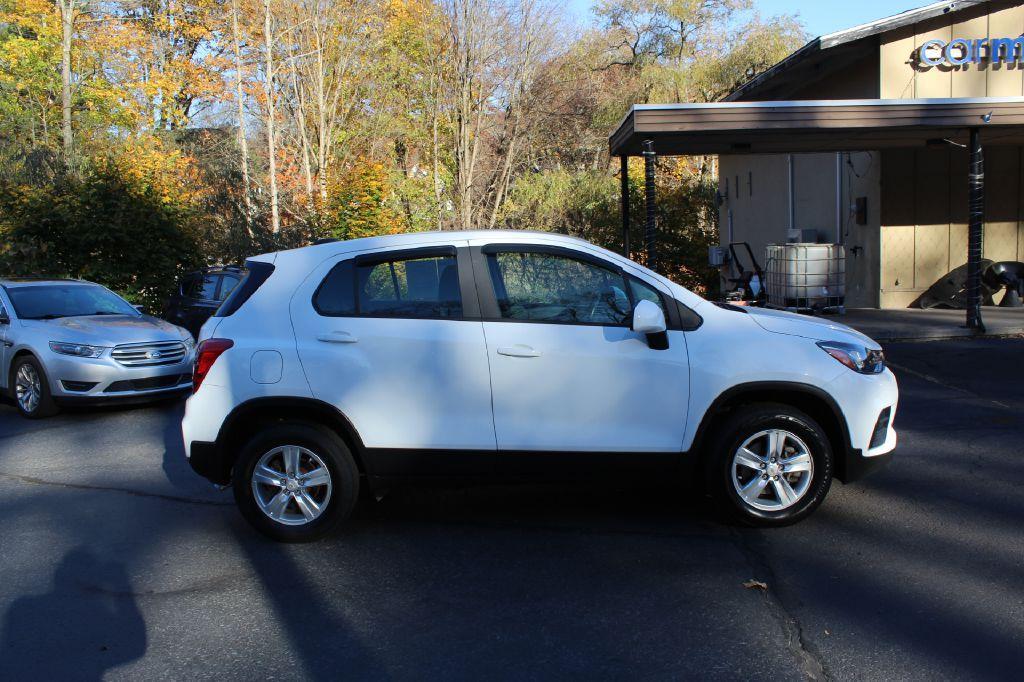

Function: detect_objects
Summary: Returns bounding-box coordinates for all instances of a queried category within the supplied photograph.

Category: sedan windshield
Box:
[7,284,139,320]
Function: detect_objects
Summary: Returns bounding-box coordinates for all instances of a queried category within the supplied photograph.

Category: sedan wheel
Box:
[14,363,41,414]
[10,357,58,419]
[251,445,333,526]
[731,428,814,512]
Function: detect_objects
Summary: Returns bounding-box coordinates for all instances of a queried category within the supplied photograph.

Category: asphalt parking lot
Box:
[0,338,1022,680]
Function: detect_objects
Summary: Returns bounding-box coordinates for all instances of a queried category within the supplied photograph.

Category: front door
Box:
[289,245,496,460]
[474,243,690,453]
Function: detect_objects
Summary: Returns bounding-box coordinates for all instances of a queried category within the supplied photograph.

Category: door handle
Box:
[497,344,541,358]
[316,331,358,344]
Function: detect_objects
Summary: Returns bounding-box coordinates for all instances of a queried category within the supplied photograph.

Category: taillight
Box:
[193,338,233,392]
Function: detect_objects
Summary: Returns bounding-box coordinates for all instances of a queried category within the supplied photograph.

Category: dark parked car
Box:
[163,267,245,337]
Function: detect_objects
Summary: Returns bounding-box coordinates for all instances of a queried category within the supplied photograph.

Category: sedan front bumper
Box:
[46,349,194,402]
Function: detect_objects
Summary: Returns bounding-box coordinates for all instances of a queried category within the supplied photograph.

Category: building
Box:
[610,0,1024,314]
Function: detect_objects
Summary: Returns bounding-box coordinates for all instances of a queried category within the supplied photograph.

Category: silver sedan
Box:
[0,278,195,418]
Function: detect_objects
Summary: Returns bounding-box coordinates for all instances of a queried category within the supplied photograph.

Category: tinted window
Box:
[313,254,462,319]
[219,274,242,301]
[487,251,630,325]
[7,284,138,319]
[313,261,357,316]
[186,274,219,300]
[358,254,461,318]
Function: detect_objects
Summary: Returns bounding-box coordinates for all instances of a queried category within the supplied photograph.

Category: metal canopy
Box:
[609,97,1024,157]
[609,96,1014,330]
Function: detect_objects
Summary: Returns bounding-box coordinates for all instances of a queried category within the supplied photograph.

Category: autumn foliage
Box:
[0,0,804,301]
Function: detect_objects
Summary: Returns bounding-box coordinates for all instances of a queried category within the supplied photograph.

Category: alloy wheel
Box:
[731,428,814,512]
[14,364,41,414]
[250,445,333,526]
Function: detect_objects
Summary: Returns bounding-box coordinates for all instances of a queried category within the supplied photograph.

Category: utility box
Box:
[708,246,728,267]
[765,243,845,313]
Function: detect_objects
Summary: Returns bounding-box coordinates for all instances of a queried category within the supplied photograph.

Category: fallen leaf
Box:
[743,579,768,591]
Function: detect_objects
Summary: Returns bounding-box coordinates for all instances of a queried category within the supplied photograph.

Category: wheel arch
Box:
[6,348,42,391]
[691,382,858,482]
[209,396,368,485]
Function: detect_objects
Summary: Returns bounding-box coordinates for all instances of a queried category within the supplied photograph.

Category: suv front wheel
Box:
[233,423,359,542]
[706,403,833,527]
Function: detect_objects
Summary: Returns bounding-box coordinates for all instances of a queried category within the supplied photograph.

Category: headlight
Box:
[48,341,108,358]
[182,335,196,350]
[817,340,885,374]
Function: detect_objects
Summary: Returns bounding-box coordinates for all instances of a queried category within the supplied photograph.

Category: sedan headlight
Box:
[49,341,108,358]
[817,340,885,374]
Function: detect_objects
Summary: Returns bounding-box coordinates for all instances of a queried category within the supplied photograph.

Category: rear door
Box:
[472,241,690,454]
[0,298,9,389]
[289,244,496,471]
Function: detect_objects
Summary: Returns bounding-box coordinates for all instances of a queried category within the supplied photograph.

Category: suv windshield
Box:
[6,284,139,320]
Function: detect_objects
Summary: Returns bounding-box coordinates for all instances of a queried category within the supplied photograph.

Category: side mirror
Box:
[133,304,145,314]
[631,300,669,350]
[0,312,9,325]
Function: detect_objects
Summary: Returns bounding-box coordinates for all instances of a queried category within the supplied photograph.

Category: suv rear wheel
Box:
[706,403,833,527]
[233,422,359,542]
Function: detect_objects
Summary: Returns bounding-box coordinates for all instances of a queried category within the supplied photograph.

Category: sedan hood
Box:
[21,314,189,346]
[745,307,880,349]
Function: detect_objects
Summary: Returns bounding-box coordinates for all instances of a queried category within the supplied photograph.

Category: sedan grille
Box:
[111,341,187,367]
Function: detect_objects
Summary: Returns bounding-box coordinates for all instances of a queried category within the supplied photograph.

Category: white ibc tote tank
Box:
[764,243,846,313]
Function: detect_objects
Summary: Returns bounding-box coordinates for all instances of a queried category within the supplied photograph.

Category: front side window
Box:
[628,277,667,316]
[314,253,462,319]
[7,284,139,320]
[487,251,631,325]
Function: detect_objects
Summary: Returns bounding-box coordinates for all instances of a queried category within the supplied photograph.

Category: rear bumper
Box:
[188,440,232,485]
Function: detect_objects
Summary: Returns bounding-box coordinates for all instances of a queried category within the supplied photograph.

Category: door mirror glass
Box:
[0,312,8,325]
[631,299,666,334]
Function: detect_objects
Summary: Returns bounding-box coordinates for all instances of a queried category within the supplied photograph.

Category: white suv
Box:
[182,231,897,542]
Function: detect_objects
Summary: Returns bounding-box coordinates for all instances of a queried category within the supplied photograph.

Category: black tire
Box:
[704,403,833,527]
[233,422,360,542]
[10,355,59,419]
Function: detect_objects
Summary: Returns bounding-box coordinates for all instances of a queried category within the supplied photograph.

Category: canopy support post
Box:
[620,155,630,257]
[967,127,985,332]
[642,140,657,269]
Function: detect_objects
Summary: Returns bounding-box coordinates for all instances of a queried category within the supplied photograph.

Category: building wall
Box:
[718,49,881,308]
[878,1,1024,307]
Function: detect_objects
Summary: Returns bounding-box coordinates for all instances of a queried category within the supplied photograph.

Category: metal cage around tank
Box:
[764,243,846,314]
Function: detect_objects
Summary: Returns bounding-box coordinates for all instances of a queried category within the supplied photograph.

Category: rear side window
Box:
[313,261,356,316]
[218,274,242,301]
[186,274,219,300]
[314,253,462,319]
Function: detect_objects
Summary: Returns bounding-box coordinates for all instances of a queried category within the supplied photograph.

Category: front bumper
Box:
[825,366,899,483]
[47,349,194,402]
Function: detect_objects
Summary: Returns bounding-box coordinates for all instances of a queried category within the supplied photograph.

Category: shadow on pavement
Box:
[0,546,147,680]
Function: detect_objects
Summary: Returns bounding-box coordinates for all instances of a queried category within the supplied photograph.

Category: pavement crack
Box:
[0,470,232,507]
[730,528,832,681]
